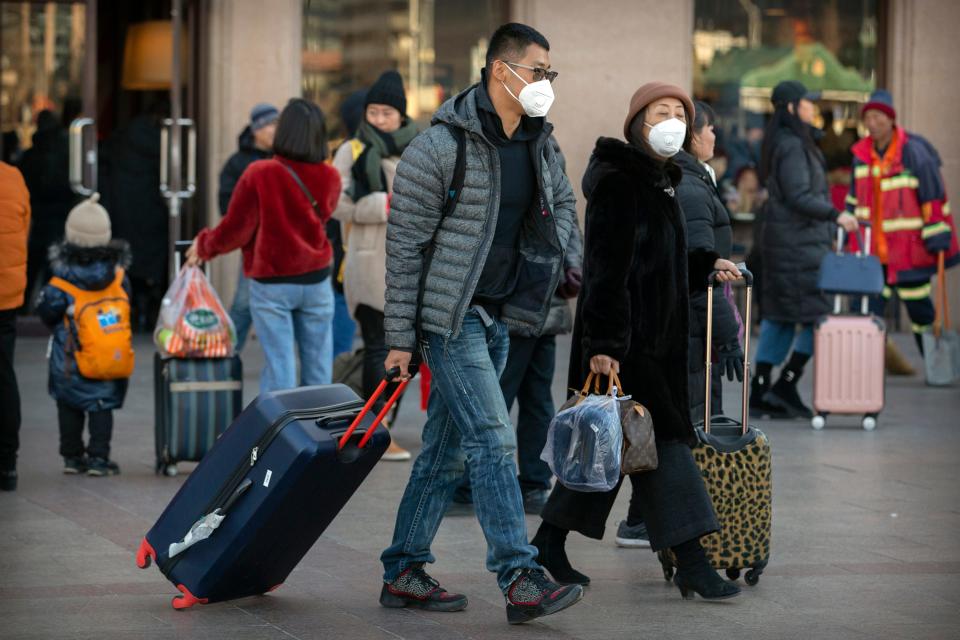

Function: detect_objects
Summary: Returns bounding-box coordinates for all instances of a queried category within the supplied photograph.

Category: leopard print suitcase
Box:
[658,267,771,586]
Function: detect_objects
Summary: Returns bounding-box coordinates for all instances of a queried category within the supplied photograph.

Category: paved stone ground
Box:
[2,330,959,639]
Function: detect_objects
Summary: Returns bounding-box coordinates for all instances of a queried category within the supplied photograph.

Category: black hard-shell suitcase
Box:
[136,373,408,609]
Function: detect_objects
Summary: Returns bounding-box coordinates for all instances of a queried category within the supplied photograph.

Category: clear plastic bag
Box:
[541,393,623,492]
[154,266,236,359]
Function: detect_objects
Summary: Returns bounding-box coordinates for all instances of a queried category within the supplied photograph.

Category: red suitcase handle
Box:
[337,368,410,450]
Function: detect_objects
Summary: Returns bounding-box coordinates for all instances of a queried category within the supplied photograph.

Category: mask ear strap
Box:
[500,80,522,104]
[500,61,529,86]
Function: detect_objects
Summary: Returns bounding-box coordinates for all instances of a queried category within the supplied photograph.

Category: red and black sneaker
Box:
[380,564,468,612]
[505,568,584,625]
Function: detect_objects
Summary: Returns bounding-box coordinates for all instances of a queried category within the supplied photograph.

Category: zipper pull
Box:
[250,446,259,466]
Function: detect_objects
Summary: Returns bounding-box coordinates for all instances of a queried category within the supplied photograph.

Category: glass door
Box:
[0,1,89,163]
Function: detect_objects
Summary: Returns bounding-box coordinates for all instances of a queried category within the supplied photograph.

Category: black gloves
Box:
[557,267,583,299]
[717,341,744,382]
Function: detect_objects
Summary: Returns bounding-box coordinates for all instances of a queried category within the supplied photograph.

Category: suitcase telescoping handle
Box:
[337,367,409,450]
[834,225,873,315]
[704,268,753,434]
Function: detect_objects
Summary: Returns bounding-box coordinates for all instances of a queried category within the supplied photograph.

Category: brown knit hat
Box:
[623,82,695,141]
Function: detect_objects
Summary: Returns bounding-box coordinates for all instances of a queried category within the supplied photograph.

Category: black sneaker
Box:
[379,565,468,612]
[505,568,584,625]
[0,469,16,492]
[522,488,548,515]
[63,457,88,475]
[614,520,651,548]
[86,457,120,477]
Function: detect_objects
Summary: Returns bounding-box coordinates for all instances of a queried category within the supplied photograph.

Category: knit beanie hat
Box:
[862,89,896,120]
[365,70,407,116]
[65,193,112,248]
[250,103,279,132]
[623,82,695,141]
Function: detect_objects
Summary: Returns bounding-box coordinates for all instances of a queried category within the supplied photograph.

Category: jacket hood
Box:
[432,83,554,141]
[581,137,682,200]
[48,240,132,290]
[850,126,942,169]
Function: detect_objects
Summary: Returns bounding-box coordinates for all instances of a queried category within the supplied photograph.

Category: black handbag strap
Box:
[280,162,323,217]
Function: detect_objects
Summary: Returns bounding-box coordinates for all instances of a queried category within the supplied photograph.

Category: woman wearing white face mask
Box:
[531,83,744,602]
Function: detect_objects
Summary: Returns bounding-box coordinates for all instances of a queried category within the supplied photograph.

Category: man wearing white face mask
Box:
[379,23,582,624]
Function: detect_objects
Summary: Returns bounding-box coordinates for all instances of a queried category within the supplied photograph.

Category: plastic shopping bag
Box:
[154,266,236,359]
[541,393,623,492]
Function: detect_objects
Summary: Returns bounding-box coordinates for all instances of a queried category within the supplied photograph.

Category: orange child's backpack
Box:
[49,268,135,380]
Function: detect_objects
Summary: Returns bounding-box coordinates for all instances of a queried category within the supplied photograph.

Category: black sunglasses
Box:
[503,61,559,84]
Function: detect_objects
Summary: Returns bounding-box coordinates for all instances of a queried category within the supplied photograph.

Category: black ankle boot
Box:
[749,369,786,419]
[531,523,591,586]
[0,469,16,492]
[671,539,740,601]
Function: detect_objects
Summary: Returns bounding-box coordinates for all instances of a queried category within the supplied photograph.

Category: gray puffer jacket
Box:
[384,85,578,350]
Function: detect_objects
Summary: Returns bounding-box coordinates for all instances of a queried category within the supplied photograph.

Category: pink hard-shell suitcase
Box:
[812,229,886,430]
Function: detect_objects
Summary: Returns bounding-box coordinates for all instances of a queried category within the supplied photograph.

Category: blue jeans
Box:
[248,278,334,394]
[229,270,253,352]
[381,309,540,592]
[457,334,556,496]
[332,290,356,357]
[755,319,814,365]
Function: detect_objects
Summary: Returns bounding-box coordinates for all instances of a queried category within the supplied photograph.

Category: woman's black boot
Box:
[671,538,740,600]
[531,522,591,586]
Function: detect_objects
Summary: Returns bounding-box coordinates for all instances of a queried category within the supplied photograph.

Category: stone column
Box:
[888,0,960,328]
[510,0,694,219]
[203,0,302,302]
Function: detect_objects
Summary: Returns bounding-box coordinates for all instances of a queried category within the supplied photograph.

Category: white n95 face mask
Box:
[644,118,687,157]
[502,64,555,118]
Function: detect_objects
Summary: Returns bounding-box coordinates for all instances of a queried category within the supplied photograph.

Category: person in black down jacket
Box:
[531,82,744,602]
[676,101,742,423]
[18,110,78,309]
[751,81,858,419]
[218,103,278,351]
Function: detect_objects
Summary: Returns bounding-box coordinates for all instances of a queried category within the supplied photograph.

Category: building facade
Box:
[1,0,956,324]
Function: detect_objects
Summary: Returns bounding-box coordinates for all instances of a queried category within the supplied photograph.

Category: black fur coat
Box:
[569,138,719,445]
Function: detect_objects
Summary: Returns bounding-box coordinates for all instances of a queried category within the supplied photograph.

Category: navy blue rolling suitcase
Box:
[136,374,408,609]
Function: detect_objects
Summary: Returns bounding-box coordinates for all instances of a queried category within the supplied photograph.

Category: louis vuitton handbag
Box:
[560,372,657,475]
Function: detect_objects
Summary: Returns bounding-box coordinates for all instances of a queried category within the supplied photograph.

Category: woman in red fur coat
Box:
[187,99,341,393]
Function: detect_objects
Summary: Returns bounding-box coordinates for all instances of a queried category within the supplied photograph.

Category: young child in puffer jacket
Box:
[35,194,133,476]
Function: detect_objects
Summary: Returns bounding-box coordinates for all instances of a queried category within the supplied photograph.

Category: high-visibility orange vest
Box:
[49,268,135,380]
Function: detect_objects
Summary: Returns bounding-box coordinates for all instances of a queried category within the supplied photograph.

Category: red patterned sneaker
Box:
[505,568,584,624]
[380,564,468,612]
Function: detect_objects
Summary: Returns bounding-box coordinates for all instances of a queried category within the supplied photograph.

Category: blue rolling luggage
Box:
[136,373,408,609]
[154,353,243,475]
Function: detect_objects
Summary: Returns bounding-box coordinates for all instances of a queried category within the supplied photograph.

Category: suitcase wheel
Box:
[163,464,179,477]
[725,568,741,581]
[862,415,877,431]
[811,414,826,430]
[135,537,157,569]
[172,584,209,610]
[744,569,761,586]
